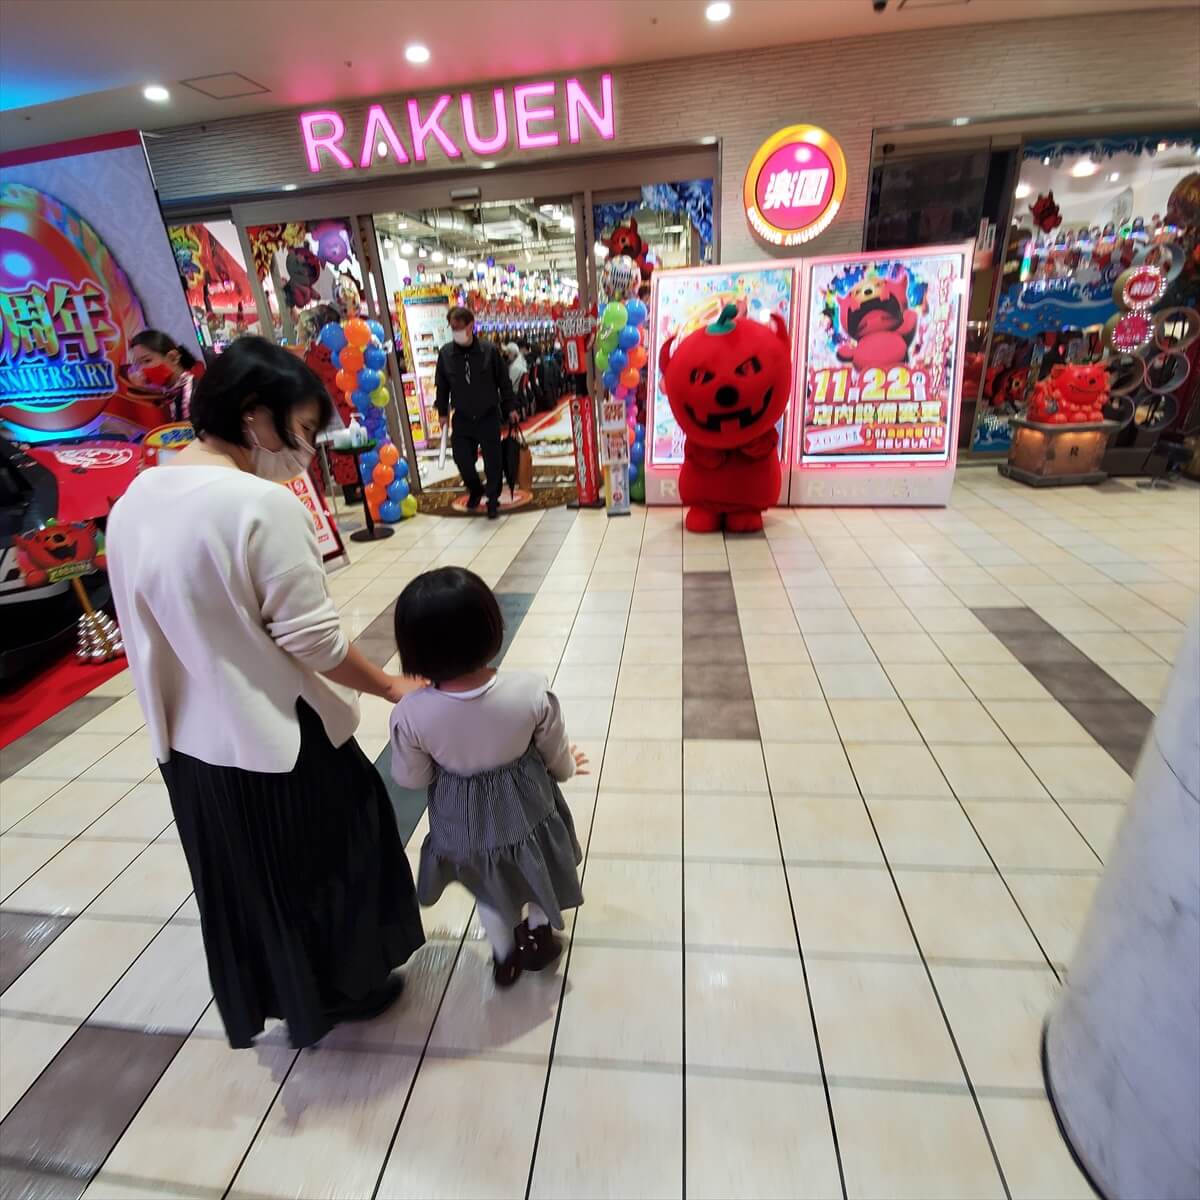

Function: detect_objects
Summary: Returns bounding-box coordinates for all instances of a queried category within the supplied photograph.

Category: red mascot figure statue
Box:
[658,303,792,534]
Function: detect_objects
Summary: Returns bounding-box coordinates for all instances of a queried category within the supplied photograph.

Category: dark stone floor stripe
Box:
[0,1025,184,1194]
[0,911,73,995]
[972,606,1155,775]
[0,1163,84,1200]
[682,570,759,740]
[0,696,122,783]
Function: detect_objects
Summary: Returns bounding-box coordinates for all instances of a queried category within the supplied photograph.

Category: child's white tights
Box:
[478,902,549,960]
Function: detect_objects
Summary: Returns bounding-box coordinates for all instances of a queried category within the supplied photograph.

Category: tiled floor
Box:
[2,469,1198,1200]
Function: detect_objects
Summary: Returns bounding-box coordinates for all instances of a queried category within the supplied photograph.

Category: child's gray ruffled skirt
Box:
[418,744,583,929]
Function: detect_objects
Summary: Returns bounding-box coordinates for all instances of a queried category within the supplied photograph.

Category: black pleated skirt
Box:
[160,701,425,1050]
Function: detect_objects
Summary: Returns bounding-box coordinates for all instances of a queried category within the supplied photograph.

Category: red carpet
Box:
[0,651,126,750]
[519,397,572,436]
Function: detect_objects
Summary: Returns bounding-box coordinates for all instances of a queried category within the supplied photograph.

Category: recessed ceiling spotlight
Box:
[706,1,731,22]
[377,141,389,158]
[1108,172,1120,182]
[400,241,415,255]
[1014,182,1032,199]
[951,117,970,126]
[405,44,431,64]
[281,183,298,191]
[431,249,444,263]
[143,84,170,103]
[1071,158,1099,178]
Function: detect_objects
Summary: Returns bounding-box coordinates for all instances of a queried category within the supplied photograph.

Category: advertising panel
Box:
[393,285,451,446]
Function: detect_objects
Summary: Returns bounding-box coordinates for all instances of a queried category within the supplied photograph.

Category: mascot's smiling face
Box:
[659,304,792,449]
[837,272,910,341]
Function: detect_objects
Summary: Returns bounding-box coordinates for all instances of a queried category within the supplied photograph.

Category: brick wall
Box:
[147,8,1199,261]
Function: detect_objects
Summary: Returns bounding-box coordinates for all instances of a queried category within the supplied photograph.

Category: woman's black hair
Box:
[131,328,198,371]
[188,336,333,448]
[394,566,504,684]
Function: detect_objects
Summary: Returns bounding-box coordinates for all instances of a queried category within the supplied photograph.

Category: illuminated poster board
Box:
[645,261,797,506]
[791,244,971,507]
[393,285,452,448]
[0,132,197,444]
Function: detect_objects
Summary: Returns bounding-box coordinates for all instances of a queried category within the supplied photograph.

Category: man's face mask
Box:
[452,328,472,346]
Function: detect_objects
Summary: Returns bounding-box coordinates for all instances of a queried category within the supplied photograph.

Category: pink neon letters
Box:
[299,75,616,172]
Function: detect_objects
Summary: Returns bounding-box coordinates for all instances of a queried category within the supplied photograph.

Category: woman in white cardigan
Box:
[107,337,424,1050]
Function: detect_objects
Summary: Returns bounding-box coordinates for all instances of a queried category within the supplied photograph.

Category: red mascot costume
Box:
[658,303,792,533]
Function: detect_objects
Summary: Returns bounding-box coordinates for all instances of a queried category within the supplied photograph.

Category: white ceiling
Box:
[4,0,1198,152]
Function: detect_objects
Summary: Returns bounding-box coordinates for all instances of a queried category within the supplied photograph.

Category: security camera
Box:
[873,0,888,11]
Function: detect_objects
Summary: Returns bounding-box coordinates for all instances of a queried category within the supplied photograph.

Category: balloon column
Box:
[596,256,649,508]
[318,317,418,523]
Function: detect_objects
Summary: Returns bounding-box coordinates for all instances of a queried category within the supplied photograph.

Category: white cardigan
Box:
[107,465,359,773]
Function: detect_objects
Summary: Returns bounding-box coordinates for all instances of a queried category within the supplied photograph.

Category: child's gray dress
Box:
[389,672,583,929]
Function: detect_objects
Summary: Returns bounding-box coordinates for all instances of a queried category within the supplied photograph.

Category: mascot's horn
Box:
[658,331,679,378]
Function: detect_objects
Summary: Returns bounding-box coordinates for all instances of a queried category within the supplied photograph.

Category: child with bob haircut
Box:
[390,566,586,986]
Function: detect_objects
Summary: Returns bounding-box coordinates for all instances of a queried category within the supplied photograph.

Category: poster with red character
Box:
[792,244,971,507]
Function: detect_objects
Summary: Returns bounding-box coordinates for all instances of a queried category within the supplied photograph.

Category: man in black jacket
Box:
[435,306,515,519]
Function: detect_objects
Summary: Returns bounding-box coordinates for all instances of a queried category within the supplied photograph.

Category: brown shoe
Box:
[493,947,523,988]
[516,920,563,971]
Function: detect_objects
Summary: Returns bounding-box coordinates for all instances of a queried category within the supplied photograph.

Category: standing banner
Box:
[569,393,602,507]
[392,285,452,447]
[599,396,631,516]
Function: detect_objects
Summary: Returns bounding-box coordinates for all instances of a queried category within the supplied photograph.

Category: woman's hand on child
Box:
[385,674,428,703]
[571,745,590,775]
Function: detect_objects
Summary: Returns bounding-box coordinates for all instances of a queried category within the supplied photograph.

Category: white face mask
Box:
[246,420,315,482]
[451,328,472,346]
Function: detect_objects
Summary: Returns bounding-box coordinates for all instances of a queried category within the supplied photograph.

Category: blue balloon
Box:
[318,323,347,352]
[367,320,386,343]
[387,478,410,502]
[379,499,402,523]
[629,462,640,484]
[351,388,372,410]
[617,326,640,351]
[631,442,644,466]
[363,345,387,370]
[608,348,628,372]
[602,368,619,392]
[636,423,645,439]
[625,299,648,327]
[357,368,381,392]
[359,451,380,481]
[395,459,410,479]
[331,348,343,370]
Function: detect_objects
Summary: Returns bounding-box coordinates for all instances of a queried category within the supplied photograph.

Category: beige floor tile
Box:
[7,779,130,838]
[530,1063,682,1200]
[815,663,898,700]
[377,1056,546,1200]
[916,608,990,635]
[0,834,68,900]
[1021,746,1134,801]
[806,958,963,1085]
[788,865,917,957]
[554,945,681,1065]
[562,634,627,666]
[775,796,884,866]
[867,798,990,868]
[1,915,160,1019]
[92,1029,294,1196]
[0,1015,75,1120]
[684,740,767,794]
[79,693,148,735]
[982,701,1096,746]
[748,662,825,699]
[854,608,923,634]
[559,696,615,740]
[0,777,70,833]
[80,781,173,841]
[14,732,128,780]
[621,634,684,665]
[840,586,899,609]
[931,743,1051,800]
[627,608,683,637]
[5,837,144,916]
[589,791,680,857]
[865,631,947,665]
[1061,801,1127,862]
[886,664,974,701]
[832,1086,1005,1200]
[1004,873,1100,966]
[905,699,1007,744]
[963,802,1101,871]
[754,699,838,743]
[764,742,857,796]
[552,661,618,698]
[743,634,810,664]
[685,861,798,951]
[980,1095,1097,1200]
[599,739,682,793]
[88,841,193,920]
[686,951,818,1074]
[846,742,951,798]
[830,699,920,743]
[742,610,803,636]
[896,869,1048,962]
[574,855,682,944]
[931,962,1058,1088]
[90,921,211,1034]
[1065,630,1166,664]
[228,1047,418,1199]
[684,791,780,861]
[79,731,159,783]
[796,607,861,634]
[955,662,1054,701]
[805,633,878,665]
[687,1075,841,1200]
[617,661,683,700]
[930,633,1018,664]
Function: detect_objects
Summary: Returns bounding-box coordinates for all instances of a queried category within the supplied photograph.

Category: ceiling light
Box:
[479,160,497,170]
[382,237,394,251]
[951,117,969,127]
[559,215,575,230]
[706,1,732,22]
[1071,158,1099,177]
[594,242,608,258]
[400,241,414,255]
[405,44,431,64]
[377,141,388,158]
[1014,182,1032,199]
[418,247,428,258]
[1157,140,1168,152]
[1108,172,1120,182]
[431,249,444,263]
[1042,156,1051,166]
[143,84,170,103]
[699,135,717,145]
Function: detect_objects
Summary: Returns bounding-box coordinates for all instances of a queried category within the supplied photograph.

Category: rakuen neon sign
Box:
[301,75,616,173]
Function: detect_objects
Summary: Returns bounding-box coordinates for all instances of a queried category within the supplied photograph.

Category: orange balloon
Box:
[364,482,386,505]
[378,441,400,466]
[627,345,647,369]
[372,462,394,487]
[335,369,356,395]
[344,318,371,348]
[340,345,365,373]
[368,500,382,521]
[620,366,640,389]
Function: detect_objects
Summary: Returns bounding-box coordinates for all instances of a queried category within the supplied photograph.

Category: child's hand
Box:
[385,674,428,703]
[571,745,590,775]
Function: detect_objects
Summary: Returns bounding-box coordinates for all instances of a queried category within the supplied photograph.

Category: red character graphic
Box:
[658,304,792,534]
[1029,191,1063,235]
[604,218,654,282]
[15,521,102,587]
[834,270,919,373]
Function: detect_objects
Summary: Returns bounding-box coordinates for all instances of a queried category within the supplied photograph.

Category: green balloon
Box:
[603,302,628,329]
[595,348,610,372]
[598,325,619,350]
